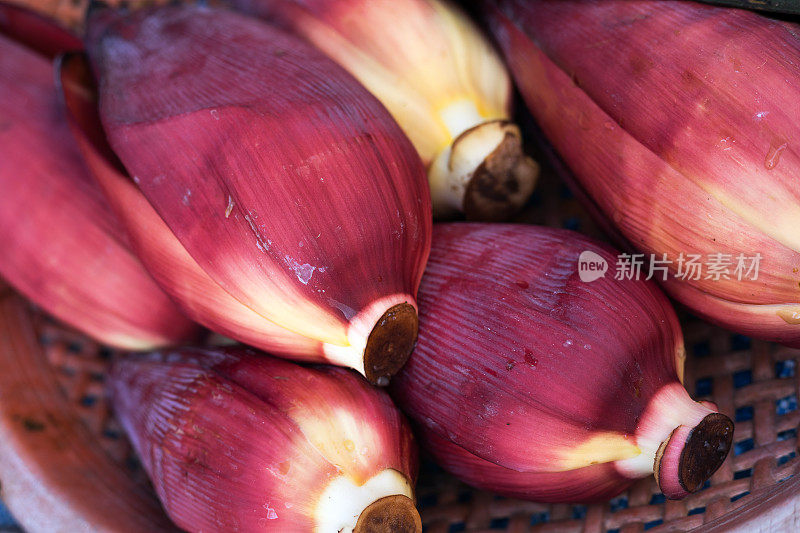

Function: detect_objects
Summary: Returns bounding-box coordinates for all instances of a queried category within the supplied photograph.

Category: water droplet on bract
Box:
[765,141,788,170]
[717,136,735,151]
[210,109,219,120]
[524,349,537,367]
[563,339,573,347]
[603,121,616,131]
[284,255,315,284]
[584,343,592,350]
[225,195,234,218]
[505,360,515,371]
[376,376,390,387]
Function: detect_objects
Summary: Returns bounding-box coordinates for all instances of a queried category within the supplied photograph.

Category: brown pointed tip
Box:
[363,303,419,385]
[354,495,422,533]
[678,413,734,493]
[463,130,539,222]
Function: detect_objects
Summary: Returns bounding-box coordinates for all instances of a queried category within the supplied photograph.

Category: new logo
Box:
[578,251,608,282]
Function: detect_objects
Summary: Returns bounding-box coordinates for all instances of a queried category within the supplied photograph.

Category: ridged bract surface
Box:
[392,223,684,501]
[0,31,196,350]
[83,5,431,366]
[109,347,418,531]
[231,0,511,164]
[486,0,800,345]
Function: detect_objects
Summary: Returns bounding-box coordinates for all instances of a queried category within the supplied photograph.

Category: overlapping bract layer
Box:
[110,347,420,532]
[72,5,432,380]
[392,224,732,501]
[232,0,538,220]
[0,12,196,350]
[486,0,800,345]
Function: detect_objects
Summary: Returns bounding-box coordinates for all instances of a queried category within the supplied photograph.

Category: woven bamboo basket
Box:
[2,0,800,531]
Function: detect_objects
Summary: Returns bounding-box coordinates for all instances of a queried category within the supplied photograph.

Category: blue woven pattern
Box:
[0,500,18,529]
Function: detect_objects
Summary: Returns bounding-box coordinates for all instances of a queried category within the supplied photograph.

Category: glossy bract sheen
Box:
[0,18,196,350]
[231,0,538,220]
[110,347,419,532]
[486,0,800,345]
[81,6,431,378]
[392,224,731,502]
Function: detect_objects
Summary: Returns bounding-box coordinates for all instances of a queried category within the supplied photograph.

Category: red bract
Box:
[230,0,538,221]
[485,0,800,346]
[73,5,432,382]
[0,9,197,350]
[392,224,733,501]
[109,347,421,532]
